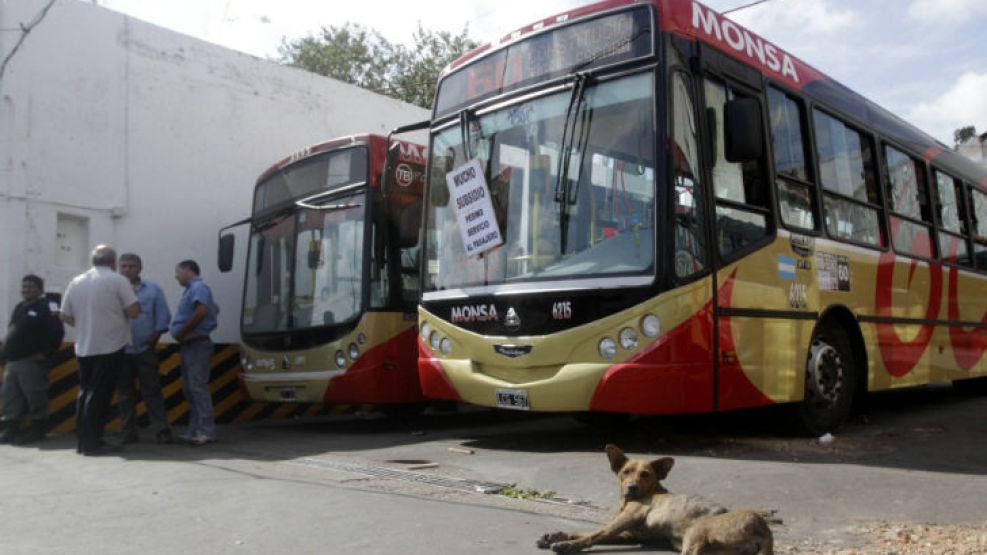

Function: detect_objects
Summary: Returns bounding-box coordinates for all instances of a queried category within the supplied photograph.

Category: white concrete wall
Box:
[0,0,428,343]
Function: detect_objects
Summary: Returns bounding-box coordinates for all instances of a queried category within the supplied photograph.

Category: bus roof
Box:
[255,134,426,186]
[441,0,987,188]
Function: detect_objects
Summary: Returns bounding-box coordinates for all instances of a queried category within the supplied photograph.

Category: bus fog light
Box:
[420,322,432,340]
[440,337,452,355]
[348,343,360,360]
[429,330,441,350]
[598,337,617,360]
[619,327,639,350]
[335,351,346,368]
[641,314,661,338]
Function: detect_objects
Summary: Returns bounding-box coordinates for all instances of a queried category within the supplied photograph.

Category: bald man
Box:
[61,245,139,456]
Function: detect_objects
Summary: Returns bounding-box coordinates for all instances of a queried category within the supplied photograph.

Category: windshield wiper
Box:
[556,73,591,254]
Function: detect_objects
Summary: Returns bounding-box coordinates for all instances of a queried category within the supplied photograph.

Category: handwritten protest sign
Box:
[445,159,503,257]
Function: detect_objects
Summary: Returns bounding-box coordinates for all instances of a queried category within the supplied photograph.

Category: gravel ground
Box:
[780,521,987,554]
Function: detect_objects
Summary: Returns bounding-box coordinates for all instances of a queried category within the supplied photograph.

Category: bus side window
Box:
[813,109,883,248]
[970,186,987,270]
[704,77,771,259]
[767,86,815,230]
[884,145,934,259]
[933,170,972,267]
[672,72,707,278]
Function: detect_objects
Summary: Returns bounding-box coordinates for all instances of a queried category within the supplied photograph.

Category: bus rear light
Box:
[619,327,639,350]
[440,337,452,355]
[641,314,661,338]
[335,350,346,368]
[598,337,617,360]
[348,343,360,360]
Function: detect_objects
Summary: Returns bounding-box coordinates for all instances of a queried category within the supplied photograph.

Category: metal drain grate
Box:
[290,457,508,494]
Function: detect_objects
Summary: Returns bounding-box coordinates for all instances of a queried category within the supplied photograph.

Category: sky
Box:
[89,0,987,146]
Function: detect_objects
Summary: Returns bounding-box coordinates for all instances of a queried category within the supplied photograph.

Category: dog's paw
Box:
[537,532,569,549]
[551,540,584,553]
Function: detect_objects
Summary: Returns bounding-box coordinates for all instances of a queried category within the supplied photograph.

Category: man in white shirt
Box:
[61,245,139,456]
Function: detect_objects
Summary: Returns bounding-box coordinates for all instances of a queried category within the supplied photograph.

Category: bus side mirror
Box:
[723,97,763,163]
[218,234,235,273]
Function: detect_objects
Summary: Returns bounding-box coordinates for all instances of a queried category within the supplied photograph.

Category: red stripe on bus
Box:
[323,327,425,404]
[416,338,462,401]
[947,266,987,371]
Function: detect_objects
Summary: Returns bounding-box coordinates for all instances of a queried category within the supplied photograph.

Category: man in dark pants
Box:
[117,253,174,444]
[0,275,63,444]
[61,245,139,456]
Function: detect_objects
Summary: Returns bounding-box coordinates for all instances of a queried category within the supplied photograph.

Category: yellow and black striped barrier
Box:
[4,343,365,436]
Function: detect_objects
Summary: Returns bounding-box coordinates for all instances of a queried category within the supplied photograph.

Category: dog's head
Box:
[605,444,674,501]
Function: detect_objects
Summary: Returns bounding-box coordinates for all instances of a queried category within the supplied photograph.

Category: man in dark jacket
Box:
[0,275,64,444]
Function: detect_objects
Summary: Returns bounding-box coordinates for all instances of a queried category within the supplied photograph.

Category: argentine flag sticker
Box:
[778,255,796,280]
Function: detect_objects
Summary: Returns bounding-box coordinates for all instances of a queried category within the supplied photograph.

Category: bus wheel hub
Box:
[808,340,843,405]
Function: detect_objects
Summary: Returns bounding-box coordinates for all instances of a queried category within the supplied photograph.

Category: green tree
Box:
[954,125,977,146]
[279,23,479,109]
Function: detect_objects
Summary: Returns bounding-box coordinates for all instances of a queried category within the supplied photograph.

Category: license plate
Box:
[278,387,298,401]
[496,389,529,411]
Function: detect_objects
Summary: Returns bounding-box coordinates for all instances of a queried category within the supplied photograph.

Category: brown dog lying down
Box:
[537,444,773,554]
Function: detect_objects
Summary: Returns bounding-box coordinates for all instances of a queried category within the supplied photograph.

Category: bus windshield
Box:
[424,71,656,292]
[243,150,368,334]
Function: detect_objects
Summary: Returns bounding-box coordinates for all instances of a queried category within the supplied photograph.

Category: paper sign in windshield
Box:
[446,159,503,257]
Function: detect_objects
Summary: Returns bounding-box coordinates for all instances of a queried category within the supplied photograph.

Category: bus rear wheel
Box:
[792,327,856,436]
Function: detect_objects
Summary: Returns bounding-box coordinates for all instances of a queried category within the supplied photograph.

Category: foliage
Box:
[279,23,479,109]
[499,484,556,500]
[954,125,977,146]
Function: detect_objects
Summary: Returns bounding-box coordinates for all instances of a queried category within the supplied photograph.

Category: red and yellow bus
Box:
[219,134,427,408]
[416,0,987,433]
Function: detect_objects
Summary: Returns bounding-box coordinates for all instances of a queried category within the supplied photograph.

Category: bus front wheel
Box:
[793,327,856,436]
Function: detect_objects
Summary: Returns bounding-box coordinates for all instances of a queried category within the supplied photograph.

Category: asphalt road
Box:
[2,384,986,554]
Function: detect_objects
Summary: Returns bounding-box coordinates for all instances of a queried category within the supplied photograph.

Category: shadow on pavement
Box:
[21,383,987,476]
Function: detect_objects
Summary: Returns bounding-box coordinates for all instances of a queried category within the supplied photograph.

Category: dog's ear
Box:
[605,444,627,473]
[650,457,674,480]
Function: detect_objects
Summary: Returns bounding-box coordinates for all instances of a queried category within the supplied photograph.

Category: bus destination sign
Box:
[435,7,652,117]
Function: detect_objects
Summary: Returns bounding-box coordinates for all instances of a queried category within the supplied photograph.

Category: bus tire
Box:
[953,376,987,395]
[792,326,856,436]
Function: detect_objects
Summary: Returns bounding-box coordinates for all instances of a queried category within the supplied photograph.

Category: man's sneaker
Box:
[186,434,215,446]
[156,429,174,444]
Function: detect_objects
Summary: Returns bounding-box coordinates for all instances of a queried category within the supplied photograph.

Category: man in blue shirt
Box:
[117,253,173,444]
[170,259,219,445]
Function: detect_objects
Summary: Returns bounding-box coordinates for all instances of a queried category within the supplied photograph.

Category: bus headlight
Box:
[335,350,346,368]
[598,337,617,360]
[357,332,367,345]
[440,337,452,355]
[240,355,252,370]
[428,330,440,350]
[619,327,639,350]
[641,314,661,338]
[420,322,432,340]
[348,343,360,360]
